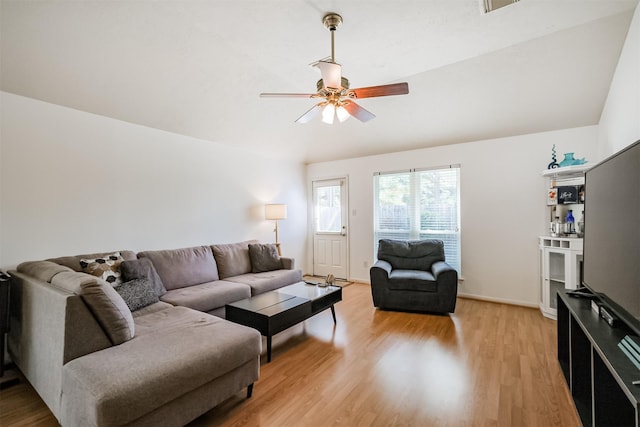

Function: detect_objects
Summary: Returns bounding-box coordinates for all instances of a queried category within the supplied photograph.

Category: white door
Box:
[313,178,348,279]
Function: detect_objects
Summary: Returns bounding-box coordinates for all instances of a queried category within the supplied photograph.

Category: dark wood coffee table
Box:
[226,282,342,362]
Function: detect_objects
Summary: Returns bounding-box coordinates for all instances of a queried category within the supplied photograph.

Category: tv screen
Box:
[583,139,640,334]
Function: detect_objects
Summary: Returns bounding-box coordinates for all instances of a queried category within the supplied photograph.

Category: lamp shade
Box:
[265,204,287,220]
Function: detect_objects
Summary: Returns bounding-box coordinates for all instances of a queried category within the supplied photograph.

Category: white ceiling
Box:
[1,0,638,163]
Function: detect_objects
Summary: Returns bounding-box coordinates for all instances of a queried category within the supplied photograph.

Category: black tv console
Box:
[557,290,640,426]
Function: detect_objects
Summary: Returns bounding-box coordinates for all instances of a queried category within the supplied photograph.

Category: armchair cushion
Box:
[377,239,444,271]
[387,270,437,292]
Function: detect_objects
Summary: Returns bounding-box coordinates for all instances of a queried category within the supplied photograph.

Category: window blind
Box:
[373,165,461,272]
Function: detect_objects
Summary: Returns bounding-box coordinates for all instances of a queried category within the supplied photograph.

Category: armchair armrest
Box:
[431,261,456,279]
[371,260,392,277]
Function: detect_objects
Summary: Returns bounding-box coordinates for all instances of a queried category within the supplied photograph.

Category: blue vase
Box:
[559,153,576,167]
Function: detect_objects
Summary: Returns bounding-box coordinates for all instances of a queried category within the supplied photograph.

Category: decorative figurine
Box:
[321,274,335,287]
[547,144,559,169]
[559,152,588,167]
[548,145,588,168]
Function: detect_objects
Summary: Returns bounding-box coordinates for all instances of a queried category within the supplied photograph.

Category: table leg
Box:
[267,335,272,363]
[331,305,337,324]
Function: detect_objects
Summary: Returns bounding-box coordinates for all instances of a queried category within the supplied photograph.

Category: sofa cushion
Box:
[131,301,174,318]
[80,279,135,345]
[249,243,282,273]
[114,279,160,312]
[61,307,261,427]
[387,269,438,292]
[160,280,251,313]
[377,239,445,271]
[212,240,258,279]
[120,258,167,296]
[48,250,137,272]
[138,246,219,290]
[225,269,303,296]
[79,252,125,285]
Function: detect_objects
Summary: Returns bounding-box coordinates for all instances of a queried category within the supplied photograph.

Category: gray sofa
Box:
[370,239,458,313]
[8,240,302,426]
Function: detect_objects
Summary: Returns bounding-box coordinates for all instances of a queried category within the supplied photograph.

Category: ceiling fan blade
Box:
[342,100,376,123]
[260,93,316,98]
[315,61,342,89]
[295,103,324,124]
[349,82,409,99]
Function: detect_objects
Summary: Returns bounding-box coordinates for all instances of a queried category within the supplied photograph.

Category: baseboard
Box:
[457,292,538,309]
[324,280,537,309]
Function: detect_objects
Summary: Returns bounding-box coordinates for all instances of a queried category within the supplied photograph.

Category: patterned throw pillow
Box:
[120,258,167,296]
[80,252,124,286]
[113,278,159,312]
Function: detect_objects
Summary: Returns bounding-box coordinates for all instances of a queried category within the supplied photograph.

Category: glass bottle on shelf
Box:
[551,216,562,237]
[565,210,575,234]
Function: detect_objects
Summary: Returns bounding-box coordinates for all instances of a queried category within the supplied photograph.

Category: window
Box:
[373,165,461,272]
[314,181,343,233]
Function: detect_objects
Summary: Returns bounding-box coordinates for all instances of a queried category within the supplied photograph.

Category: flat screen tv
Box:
[582,139,640,335]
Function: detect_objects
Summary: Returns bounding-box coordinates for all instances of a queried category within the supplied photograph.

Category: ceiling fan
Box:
[260,13,409,124]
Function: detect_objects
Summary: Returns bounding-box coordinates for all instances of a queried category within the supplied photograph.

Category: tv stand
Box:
[557,290,640,426]
[566,288,596,299]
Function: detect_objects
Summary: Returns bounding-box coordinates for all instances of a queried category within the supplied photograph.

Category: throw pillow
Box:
[212,240,257,278]
[80,252,124,286]
[80,279,135,345]
[249,243,282,273]
[114,278,159,312]
[120,258,167,296]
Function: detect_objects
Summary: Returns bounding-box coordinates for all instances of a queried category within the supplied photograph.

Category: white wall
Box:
[598,4,640,158]
[0,92,307,269]
[307,126,597,306]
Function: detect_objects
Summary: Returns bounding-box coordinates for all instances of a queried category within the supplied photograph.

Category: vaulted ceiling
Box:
[1,1,638,163]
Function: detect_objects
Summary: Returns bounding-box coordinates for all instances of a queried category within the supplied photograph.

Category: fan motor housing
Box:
[317,77,350,92]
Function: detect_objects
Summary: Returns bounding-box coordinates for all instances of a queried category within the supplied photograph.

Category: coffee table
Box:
[225,282,342,362]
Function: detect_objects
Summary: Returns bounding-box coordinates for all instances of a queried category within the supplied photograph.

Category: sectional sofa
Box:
[8,240,302,427]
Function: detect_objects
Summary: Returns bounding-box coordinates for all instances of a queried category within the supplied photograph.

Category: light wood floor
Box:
[0,283,580,426]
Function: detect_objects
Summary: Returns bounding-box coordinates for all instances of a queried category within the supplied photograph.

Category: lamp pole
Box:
[274,220,281,255]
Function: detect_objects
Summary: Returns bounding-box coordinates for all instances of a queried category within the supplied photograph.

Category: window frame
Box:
[373,165,461,273]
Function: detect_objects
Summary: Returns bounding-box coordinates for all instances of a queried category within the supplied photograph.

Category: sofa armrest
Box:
[281,257,295,270]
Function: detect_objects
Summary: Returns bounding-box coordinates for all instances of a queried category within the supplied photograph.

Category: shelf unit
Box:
[541,163,591,179]
[539,237,583,319]
[539,164,588,320]
[558,290,640,426]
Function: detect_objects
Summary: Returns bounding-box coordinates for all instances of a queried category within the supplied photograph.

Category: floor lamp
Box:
[265,204,287,255]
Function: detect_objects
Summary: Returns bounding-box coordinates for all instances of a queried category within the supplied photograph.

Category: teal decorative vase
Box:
[559,153,576,167]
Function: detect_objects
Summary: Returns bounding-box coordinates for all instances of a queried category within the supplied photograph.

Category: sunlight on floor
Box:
[373,336,469,416]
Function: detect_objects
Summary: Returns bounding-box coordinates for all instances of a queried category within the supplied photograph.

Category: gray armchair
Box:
[370,239,458,313]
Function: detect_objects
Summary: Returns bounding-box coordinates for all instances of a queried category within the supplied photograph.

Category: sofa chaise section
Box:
[61,306,260,427]
[9,253,262,427]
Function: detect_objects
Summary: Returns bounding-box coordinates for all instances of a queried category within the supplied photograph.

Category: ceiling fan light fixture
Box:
[322,103,336,124]
[259,12,409,124]
[336,105,350,122]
